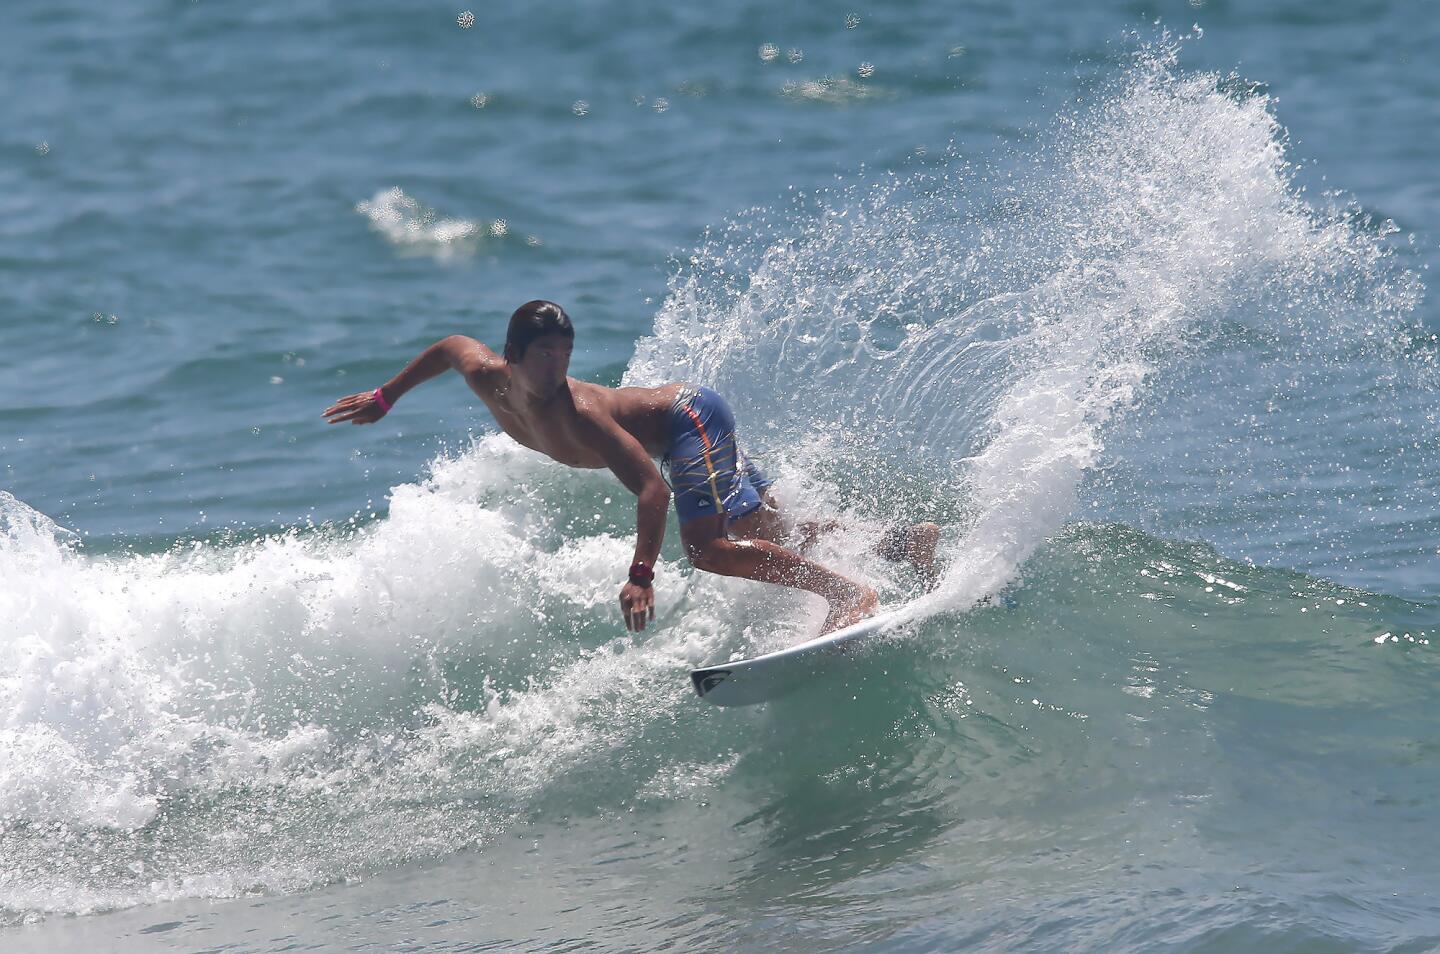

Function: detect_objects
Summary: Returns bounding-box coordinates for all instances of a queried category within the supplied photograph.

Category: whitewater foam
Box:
[0,436,760,921]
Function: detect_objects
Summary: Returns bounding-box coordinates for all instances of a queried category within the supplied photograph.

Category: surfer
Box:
[322,300,939,635]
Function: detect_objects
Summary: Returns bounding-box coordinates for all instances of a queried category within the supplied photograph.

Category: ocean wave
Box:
[2,37,1429,935]
[355,187,520,261]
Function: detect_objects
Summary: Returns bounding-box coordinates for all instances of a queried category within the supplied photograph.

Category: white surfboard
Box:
[689,604,916,707]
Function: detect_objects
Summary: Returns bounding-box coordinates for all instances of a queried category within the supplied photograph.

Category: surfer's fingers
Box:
[332,406,378,424]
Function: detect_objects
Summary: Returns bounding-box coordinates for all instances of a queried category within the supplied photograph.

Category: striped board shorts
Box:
[660,386,774,524]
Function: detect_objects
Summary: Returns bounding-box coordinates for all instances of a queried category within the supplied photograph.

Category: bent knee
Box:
[686,536,740,574]
[686,538,723,573]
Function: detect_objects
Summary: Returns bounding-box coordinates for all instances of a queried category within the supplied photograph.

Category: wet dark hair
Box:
[504,300,574,361]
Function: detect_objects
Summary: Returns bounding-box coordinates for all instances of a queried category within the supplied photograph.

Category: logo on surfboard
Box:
[693,669,731,696]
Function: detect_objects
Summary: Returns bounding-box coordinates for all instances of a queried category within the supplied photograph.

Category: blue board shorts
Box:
[661,386,774,524]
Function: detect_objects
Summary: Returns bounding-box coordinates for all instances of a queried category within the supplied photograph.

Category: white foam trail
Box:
[356,187,504,259]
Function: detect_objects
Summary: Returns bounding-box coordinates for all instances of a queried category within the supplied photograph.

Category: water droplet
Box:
[35,141,49,156]
[758,43,779,62]
[652,97,669,113]
[457,10,475,28]
[572,100,589,116]
[490,219,508,236]
[845,13,861,28]
[470,92,489,109]
[857,62,875,78]
[787,48,804,64]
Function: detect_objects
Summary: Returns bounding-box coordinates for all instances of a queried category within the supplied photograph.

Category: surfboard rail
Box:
[688,605,911,707]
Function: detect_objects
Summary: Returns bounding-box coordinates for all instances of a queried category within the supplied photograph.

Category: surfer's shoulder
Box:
[567,381,612,422]
[438,335,504,389]
[566,384,632,440]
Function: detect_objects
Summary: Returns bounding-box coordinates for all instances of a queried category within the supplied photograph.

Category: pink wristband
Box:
[373,387,393,413]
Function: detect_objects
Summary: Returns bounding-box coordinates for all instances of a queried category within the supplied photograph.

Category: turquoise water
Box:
[3,1,1439,950]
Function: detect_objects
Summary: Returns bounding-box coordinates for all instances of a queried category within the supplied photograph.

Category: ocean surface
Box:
[3,0,1439,950]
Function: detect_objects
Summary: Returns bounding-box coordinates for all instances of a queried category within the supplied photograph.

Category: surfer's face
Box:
[513,333,572,390]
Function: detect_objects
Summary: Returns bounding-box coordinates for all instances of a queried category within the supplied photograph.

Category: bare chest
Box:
[484,399,606,468]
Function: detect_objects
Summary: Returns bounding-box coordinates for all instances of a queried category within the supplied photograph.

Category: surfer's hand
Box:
[620,581,655,632]
[323,390,388,425]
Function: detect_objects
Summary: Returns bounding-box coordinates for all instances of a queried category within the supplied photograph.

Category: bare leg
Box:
[794,515,841,551]
[730,491,838,551]
[734,492,941,584]
[682,514,878,635]
[877,521,942,584]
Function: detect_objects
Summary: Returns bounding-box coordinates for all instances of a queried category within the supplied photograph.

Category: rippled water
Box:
[4,1,1439,950]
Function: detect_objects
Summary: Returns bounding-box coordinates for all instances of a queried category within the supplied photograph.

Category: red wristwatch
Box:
[628,561,654,587]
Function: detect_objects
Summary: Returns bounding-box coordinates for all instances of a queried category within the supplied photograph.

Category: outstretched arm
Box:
[322,335,499,424]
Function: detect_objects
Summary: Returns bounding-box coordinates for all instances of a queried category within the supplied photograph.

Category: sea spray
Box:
[626,37,1418,617]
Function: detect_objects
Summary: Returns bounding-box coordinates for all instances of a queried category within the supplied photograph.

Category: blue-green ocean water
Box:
[4,1,1440,950]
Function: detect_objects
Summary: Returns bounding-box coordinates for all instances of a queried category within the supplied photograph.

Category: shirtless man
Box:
[322,300,939,634]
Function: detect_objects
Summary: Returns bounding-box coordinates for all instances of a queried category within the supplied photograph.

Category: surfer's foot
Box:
[821,583,880,636]
[878,522,942,586]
